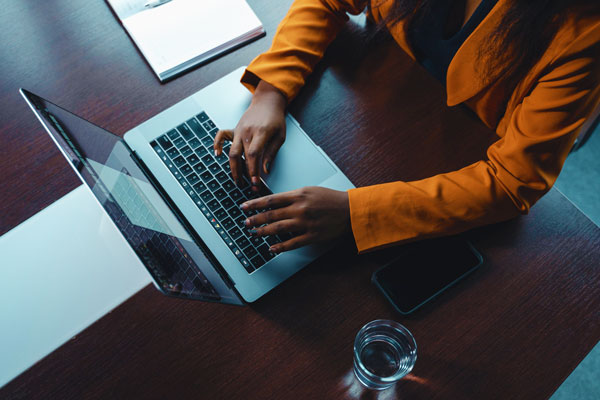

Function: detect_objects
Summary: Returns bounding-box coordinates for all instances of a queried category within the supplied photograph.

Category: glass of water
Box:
[353,319,417,390]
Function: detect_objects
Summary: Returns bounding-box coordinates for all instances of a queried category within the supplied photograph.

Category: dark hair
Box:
[372,0,598,106]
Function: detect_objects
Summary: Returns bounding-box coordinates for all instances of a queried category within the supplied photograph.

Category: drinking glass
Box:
[353,319,417,390]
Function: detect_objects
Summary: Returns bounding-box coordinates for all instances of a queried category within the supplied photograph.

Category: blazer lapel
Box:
[446,0,509,106]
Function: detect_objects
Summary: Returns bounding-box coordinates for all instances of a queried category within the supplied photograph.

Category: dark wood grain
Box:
[1,1,599,399]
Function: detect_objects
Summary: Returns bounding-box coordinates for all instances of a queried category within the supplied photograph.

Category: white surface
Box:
[0,185,151,388]
[111,0,263,79]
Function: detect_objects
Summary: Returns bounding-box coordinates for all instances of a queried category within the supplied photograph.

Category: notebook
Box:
[106,0,265,81]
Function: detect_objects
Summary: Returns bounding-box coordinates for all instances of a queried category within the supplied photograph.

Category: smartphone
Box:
[372,236,483,315]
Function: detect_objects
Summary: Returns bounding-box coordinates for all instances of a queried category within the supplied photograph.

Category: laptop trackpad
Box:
[263,117,336,194]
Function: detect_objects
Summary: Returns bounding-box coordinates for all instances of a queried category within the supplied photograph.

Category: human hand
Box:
[241,186,351,253]
[213,80,287,190]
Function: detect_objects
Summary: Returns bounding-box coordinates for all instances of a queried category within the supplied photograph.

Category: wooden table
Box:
[1,1,599,399]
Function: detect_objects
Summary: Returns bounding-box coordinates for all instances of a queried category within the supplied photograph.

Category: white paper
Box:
[120,0,263,77]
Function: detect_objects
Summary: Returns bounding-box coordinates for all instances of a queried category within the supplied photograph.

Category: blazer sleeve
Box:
[240,0,368,101]
[348,24,600,253]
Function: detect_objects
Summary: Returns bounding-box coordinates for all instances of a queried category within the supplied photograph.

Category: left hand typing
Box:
[241,186,351,253]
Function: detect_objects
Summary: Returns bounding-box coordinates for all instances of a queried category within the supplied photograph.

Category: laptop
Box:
[21,66,354,304]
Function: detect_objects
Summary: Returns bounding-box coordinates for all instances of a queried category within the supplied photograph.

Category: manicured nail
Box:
[214,149,218,156]
[269,246,277,253]
[240,202,247,209]
[244,218,251,226]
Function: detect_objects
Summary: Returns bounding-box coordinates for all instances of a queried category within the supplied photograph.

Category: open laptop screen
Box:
[22,90,242,304]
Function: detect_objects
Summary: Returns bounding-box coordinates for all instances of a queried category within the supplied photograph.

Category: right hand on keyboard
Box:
[214,80,287,190]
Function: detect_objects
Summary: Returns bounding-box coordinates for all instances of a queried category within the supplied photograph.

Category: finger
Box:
[213,129,233,156]
[262,135,285,174]
[245,134,270,187]
[270,233,314,253]
[252,219,301,237]
[245,208,290,228]
[241,191,296,211]
[228,132,244,184]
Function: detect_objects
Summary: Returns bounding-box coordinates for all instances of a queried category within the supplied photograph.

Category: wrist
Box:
[253,80,287,111]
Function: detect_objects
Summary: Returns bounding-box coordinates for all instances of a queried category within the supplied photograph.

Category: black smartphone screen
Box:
[372,236,483,314]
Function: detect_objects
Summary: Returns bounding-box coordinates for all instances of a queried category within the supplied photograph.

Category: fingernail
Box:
[251,176,259,186]
[240,202,247,210]
[214,149,218,156]
[244,218,251,226]
[248,229,257,235]
[269,246,277,253]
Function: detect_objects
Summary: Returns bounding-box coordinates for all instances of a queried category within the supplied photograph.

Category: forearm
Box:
[348,161,521,253]
[241,0,368,101]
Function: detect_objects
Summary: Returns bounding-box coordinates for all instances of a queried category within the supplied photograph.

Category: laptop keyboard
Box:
[150,111,286,274]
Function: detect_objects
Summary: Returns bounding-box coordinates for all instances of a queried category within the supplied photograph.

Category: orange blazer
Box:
[240,0,600,253]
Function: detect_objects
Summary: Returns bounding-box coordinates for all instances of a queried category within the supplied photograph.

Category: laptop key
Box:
[208,163,221,175]
[207,179,220,192]
[244,246,258,260]
[186,154,200,166]
[203,120,216,131]
[250,255,265,269]
[180,146,192,157]
[193,181,207,193]
[180,164,193,176]
[222,217,234,230]
[214,188,227,200]
[173,137,186,148]
[166,129,179,140]
[195,146,208,157]
[229,188,243,202]
[235,215,246,228]
[194,163,207,174]
[215,152,228,164]
[173,156,186,167]
[207,199,220,211]
[166,147,180,159]
[257,244,276,260]
[222,180,236,192]
[201,154,215,165]
[199,171,213,183]
[178,123,194,140]
[265,235,280,246]
[215,171,228,183]
[215,208,228,221]
[188,137,201,149]
[197,112,209,123]
[221,197,234,210]
[188,118,208,138]
[236,236,251,250]
[157,135,172,150]
[250,235,264,247]
[200,190,213,202]
[187,173,200,185]
[228,227,242,240]
[201,136,214,148]
[228,207,242,219]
